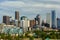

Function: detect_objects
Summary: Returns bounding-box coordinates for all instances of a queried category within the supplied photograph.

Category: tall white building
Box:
[20,16,30,32]
[15,20,18,27]
[46,13,52,28]
[21,20,30,28]
[46,10,57,28]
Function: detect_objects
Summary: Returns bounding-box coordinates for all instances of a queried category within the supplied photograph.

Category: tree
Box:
[29,36,34,40]
[50,31,57,39]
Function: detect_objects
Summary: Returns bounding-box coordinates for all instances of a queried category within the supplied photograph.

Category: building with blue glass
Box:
[46,10,57,28]
[51,10,57,28]
[57,18,60,29]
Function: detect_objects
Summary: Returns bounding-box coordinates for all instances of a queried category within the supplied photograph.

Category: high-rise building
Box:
[20,16,30,32]
[10,20,15,25]
[30,20,35,27]
[15,20,20,27]
[46,10,57,28]
[51,10,57,28]
[15,20,18,27]
[35,14,41,26]
[57,18,60,29]
[15,11,20,27]
[18,21,20,27]
[3,16,10,25]
[15,11,19,20]
[10,17,15,25]
[46,13,51,28]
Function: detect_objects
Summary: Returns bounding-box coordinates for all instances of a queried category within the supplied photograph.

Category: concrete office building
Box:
[15,20,18,27]
[15,11,20,27]
[18,21,20,27]
[46,10,57,28]
[10,17,15,25]
[46,13,51,28]
[20,16,30,32]
[30,20,35,27]
[3,16,10,25]
[10,20,15,25]
[15,11,19,20]
[35,14,41,27]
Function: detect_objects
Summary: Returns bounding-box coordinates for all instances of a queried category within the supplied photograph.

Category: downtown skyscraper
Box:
[35,14,41,27]
[57,18,60,29]
[20,16,30,32]
[3,16,10,25]
[15,11,19,20]
[51,10,57,28]
[46,10,57,28]
[15,11,20,27]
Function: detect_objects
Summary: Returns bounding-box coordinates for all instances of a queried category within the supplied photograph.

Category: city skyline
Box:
[0,0,60,23]
[0,0,60,40]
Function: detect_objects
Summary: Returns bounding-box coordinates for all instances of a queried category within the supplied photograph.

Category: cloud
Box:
[0,1,60,17]
[0,0,60,22]
[0,10,14,16]
[0,1,60,9]
[32,0,60,2]
[43,0,60,2]
[0,1,60,16]
[3,0,60,2]
[0,1,25,8]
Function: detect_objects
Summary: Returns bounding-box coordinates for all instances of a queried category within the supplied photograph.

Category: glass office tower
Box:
[51,10,57,28]
[57,18,60,29]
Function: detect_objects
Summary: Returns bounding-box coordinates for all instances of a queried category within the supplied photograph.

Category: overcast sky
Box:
[0,0,60,23]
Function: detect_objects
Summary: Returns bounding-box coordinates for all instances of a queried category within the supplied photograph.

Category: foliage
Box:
[0,30,60,39]
[29,36,34,40]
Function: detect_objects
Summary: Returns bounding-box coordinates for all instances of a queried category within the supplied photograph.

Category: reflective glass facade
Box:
[51,10,56,28]
[57,18,60,29]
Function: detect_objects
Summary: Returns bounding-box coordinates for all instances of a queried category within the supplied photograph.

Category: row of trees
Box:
[0,30,60,40]
[33,30,60,39]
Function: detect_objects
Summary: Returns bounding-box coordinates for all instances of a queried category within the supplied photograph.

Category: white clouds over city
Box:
[0,1,60,8]
[0,0,60,22]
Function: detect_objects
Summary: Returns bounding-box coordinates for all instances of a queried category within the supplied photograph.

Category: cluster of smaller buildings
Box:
[0,10,60,35]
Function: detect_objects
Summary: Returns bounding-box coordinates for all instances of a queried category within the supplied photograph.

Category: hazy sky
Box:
[0,0,60,23]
